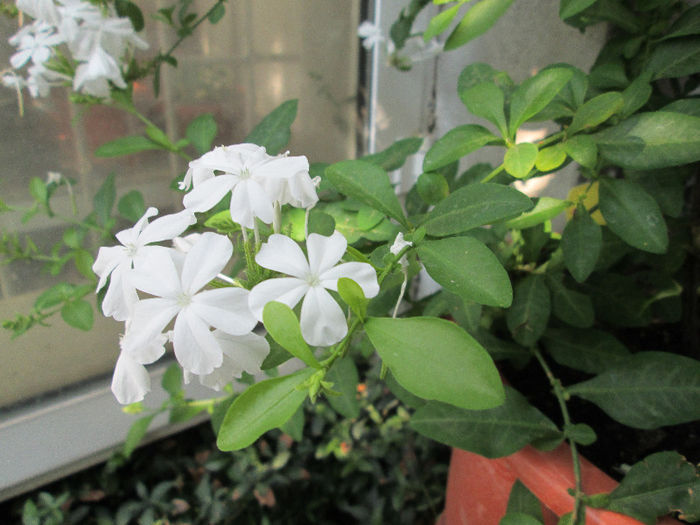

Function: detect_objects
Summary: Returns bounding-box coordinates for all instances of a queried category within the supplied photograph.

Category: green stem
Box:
[538,130,566,147]
[532,347,585,524]
[480,164,504,183]
[161,1,227,62]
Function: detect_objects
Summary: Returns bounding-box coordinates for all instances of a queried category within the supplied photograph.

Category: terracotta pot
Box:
[436,444,682,525]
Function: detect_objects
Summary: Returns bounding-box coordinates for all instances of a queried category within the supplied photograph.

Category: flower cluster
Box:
[94,143,378,404]
[3,0,146,98]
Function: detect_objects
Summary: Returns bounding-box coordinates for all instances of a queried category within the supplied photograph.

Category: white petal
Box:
[300,286,347,346]
[182,175,236,213]
[248,278,309,320]
[181,233,232,295]
[173,309,223,375]
[93,245,126,291]
[320,262,380,298]
[111,351,151,405]
[101,264,138,321]
[122,298,179,357]
[191,288,256,335]
[307,231,347,275]
[255,234,309,278]
[217,331,270,375]
[130,248,182,299]
[138,209,195,245]
[245,179,275,224]
[115,207,158,246]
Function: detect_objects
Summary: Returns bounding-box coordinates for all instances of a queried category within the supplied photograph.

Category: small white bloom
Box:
[172,232,203,253]
[123,232,257,375]
[111,329,167,404]
[183,331,269,391]
[16,0,61,26]
[46,171,62,184]
[9,21,63,69]
[93,207,196,321]
[357,21,385,50]
[249,232,379,346]
[390,232,413,268]
[73,44,126,97]
[182,144,312,229]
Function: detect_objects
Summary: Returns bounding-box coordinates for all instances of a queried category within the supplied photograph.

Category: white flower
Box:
[111,330,167,404]
[123,232,257,375]
[93,207,195,321]
[183,331,269,391]
[182,144,312,229]
[390,232,413,268]
[172,232,203,253]
[249,231,379,346]
[268,161,319,209]
[357,21,385,50]
[16,0,61,26]
[73,44,126,97]
[56,0,103,43]
[9,21,63,69]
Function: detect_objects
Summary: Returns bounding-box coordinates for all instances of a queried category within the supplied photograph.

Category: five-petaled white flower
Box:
[249,231,379,347]
[123,232,257,375]
[92,207,195,321]
[111,329,167,405]
[182,144,315,229]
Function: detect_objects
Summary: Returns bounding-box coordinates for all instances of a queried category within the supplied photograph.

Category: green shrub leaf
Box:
[325,357,361,419]
[559,0,599,19]
[244,99,298,155]
[424,124,500,172]
[542,327,629,374]
[509,68,573,135]
[567,92,624,135]
[410,386,560,458]
[568,352,700,429]
[186,113,217,155]
[460,81,508,137]
[365,316,504,410]
[61,300,93,331]
[446,0,514,51]
[546,275,594,328]
[561,205,602,282]
[506,275,550,347]
[361,137,423,171]
[503,197,570,229]
[263,302,320,368]
[417,236,512,307]
[217,368,315,451]
[117,190,146,222]
[95,135,160,157]
[504,142,538,178]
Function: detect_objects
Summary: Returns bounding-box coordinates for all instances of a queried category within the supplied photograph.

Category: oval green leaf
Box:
[504,142,538,179]
[561,205,602,283]
[506,275,550,347]
[509,68,574,135]
[424,124,500,172]
[365,316,505,410]
[445,0,514,51]
[503,197,571,229]
[262,302,320,368]
[567,92,624,135]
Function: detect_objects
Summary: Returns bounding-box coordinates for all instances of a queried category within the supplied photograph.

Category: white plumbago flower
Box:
[16,0,61,26]
[183,331,270,391]
[25,63,65,97]
[70,14,147,61]
[249,231,379,347]
[391,36,443,70]
[111,330,167,404]
[56,0,103,43]
[123,232,257,375]
[182,144,311,229]
[266,157,319,209]
[73,44,126,97]
[172,232,203,254]
[93,207,196,321]
[390,232,413,268]
[357,21,385,50]
[9,21,63,69]
[2,71,25,90]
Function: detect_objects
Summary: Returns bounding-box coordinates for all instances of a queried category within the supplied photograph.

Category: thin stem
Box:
[161,1,227,62]
[392,267,409,318]
[273,201,282,234]
[480,164,504,183]
[538,130,566,147]
[253,220,260,247]
[532,348,585,524]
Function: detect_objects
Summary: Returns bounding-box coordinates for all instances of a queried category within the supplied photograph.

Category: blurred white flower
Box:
[390,232,413,268]
[16,0,61,26]
[249,232,379,346]
[9,21,63,69]
[123,232,257,375]
[73,44,126,97]
[93,207,195,321]
[357,21,385,50]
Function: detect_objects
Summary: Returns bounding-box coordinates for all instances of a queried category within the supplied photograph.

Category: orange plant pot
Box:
[437,444,682,525]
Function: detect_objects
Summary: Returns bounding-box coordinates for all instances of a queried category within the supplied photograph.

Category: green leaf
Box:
[260,340,293,370]
[645,37,700,80]
[74,250,95,280]
[422,183,532,236]
[621,76,652,118]
[499,513,543,525]
[606,451,700,525]
[559,0,599,19]
[417,236,512,307]
[410,386,559,458]
[561,205,602,283]
[563,135,597,169]
[337,277,368,321]
[445,0,514,51]
[61,300,93,331]
[262,302,320,368]
[366,316,504,409]
[361,137,423,171]
[117,190,146,222]
[568,352,700,429]
[506,275,550,347]
[503,197,570,229]
[93,173,115,226]
[424,2,462,40]
[509,68,574,135]
[663,4,700,40]
[307,209,335,236]
[416,172,449,204]
[594,111,700,169]
[565,423,596,446]
[324,160,409,228]
[123,415,154,457]
[204,210,239,234]
[325,357,361,419]
[217,368,315,451]
[535,145,566,172]
[279,405,304,441]
[95,135,159,157]
[161,363,182,397]
[244,99,298,155]
[424,124,500,172]
[567,92,624,136]
[186,113,217,155]
[458,62,511,93]
[504,142,538,179]
[599,178,668,254]
[460,82,508,137]
[208,2,225,23]
[115,0,144,31]
[587,273,651,327]
[506,480,544,523]
[546,275,594,328]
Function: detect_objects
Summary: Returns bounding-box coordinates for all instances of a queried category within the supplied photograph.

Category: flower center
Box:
[305,272,321,287]
[124,243,138,257]
[176,292,192,307]
[239,167,252,179]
